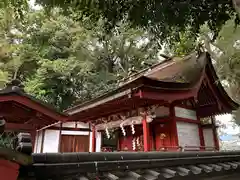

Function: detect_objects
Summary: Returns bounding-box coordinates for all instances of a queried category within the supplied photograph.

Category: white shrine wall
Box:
[203,128,215,150]
[175,106,201,150]
[176,121,201,150]
[34,121,102,153]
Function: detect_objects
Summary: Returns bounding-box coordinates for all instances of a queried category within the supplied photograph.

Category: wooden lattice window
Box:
[0,131,18,149]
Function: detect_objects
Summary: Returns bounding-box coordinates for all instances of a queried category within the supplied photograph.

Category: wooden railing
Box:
[101,146,217,152]
[157,146,217,152]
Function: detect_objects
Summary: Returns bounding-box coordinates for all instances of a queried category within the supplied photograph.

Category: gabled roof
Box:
[65,52,239,119]
[0,82,68,131]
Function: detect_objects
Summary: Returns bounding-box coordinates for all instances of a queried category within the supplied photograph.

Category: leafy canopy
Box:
[0,8,160,110]
[1,0,239,43]
[35,0,239,43]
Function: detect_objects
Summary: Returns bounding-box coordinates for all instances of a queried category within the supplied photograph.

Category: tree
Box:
[166,18,240,124]
[0,7,35,88]
[214,19,240,123]
[0,8,161,110]
[35,0,240,43]
[2,0,240,45]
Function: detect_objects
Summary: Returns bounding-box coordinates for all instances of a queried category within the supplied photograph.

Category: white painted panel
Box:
[203,128,215,150]
[35,131,42,153]
[96,132,102,152]
[175,107,197,120]
[177,122,200,150]
[61,131,89,135]
[43,130,59,153]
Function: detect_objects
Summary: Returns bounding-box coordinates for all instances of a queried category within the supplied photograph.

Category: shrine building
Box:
[62,52,238,152]
[1,52,238,153]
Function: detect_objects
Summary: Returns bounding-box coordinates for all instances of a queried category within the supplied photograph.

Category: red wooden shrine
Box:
[0,52,239,180]
[0,80,68,134]
[0,80,68,180]
[0,52,239,155]
[66,52,239,152]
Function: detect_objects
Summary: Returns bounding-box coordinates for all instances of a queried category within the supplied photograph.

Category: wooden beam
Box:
[136,89,196,102]
[46,126,92,132]
[67,89,132,115]
[37,121,62,131]
[95,116,153,130]
[5,123,34,132]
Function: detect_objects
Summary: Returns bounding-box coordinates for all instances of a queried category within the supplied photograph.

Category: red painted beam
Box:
[135,89,197,102]
[5,123,35,132]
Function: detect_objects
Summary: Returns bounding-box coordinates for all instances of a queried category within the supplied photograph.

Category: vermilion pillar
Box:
[170,104,179,149]
[91,125,96,152]
[142,113,150,152]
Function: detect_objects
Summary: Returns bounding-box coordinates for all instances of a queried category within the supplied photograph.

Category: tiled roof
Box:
[31,151,240,179]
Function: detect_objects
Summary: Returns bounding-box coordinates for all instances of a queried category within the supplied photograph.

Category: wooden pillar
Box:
[197,116,205,150]
[40,129,45,153]
[91,125,96,152]
[142,113,150,152]
[211,117,220,151]
[58,122,63,153]
[31,131,36,153]
[170,104,179,150]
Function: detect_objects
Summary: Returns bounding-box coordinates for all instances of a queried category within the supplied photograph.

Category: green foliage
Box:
[3,0,239,45]
[35,0,239,44]
[164,29,198,56]
[0,0,29,19]
[168,18,240,124]
[214,19,240,123]
[0,8,160,110]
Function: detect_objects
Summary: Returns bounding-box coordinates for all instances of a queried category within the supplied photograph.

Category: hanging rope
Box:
[105,127,110,139]
[132,137,136,151]
[120,122,126,136]
[131,123,135,135]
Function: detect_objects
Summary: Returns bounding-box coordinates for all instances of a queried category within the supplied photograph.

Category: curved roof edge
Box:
[65,51,239,116]
[204,52,239,110]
